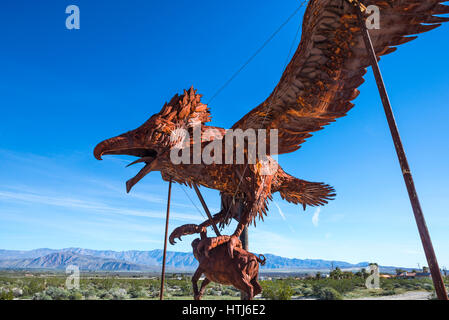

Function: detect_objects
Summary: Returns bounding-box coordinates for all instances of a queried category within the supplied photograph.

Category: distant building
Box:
[398,272,416,279]
[415,272,431,278]
[398,271,431,279]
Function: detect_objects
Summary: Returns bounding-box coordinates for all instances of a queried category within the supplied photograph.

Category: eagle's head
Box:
[94,87,210,192]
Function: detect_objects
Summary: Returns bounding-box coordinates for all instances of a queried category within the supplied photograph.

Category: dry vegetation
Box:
[0,270,447,300]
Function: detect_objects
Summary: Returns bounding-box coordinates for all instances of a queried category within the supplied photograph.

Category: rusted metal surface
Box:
[191,237,265,300]
[94,0,449,298]
[239,202,249,300]
[94,0,448,256]
[353,3,448,300]
[192,183,221,237]
[240,227,248,251]
[159,179,172,300]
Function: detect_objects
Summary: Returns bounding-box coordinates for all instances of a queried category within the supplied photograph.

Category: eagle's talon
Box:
[169,224,202,245]
[226,235,242,259]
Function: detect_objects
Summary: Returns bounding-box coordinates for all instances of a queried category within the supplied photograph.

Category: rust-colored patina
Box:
[94,0,449,296]
[94,84,336,255]
[191,237,265,300]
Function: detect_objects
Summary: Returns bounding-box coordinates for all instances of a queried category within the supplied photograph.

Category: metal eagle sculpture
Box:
[94,0,449,258]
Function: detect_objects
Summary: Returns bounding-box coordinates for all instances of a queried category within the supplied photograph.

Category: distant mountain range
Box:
[0,248,404,273]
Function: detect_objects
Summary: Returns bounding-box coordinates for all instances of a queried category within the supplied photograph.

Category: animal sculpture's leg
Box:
[169,209,227,245]
[251,278,262,297]
[235,276,254,300]
[197,277,211,300]
[192,268,203,300]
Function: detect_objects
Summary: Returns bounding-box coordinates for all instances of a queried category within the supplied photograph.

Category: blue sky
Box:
[1,0,448,269]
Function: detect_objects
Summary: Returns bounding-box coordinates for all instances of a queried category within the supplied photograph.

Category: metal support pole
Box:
[240,227,249,251]
[237,200,249,300]
[239,225,249,300]
[237,201,249,251]
[160,179,172,300]
[353,5,448,300]
[193,183,221,237]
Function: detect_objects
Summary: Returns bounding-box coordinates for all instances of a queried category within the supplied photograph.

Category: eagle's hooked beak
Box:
[94,132,159,193]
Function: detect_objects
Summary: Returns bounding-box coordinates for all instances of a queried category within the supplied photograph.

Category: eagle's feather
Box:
[232,0,449,154]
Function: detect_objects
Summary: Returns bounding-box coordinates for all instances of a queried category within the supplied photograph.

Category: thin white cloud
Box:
[312,208,320,227]
[0,212,165,245]
[272,201,296,233]
[0,149,197,210]
[0,190,202,223]
[89,179,195,209]
[273,201,286,221]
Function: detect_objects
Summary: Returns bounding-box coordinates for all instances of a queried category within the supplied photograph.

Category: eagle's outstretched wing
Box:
[232,0,449,154]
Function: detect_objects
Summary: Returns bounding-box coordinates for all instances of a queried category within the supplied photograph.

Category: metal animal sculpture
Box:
[191,238,266,300]
[94,0,449,254]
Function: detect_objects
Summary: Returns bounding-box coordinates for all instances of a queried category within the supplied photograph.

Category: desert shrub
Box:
[209,288,222,296]
[261,281,293,300]
[293,287,303,295]
[405,283,415,290]
[80,287,97,298]
[146,289,159,299]
[178,281,193,296]
[380,278,433,292]
[45,287,70,300]
[128,286,148,298]
[12,288,23,297]
[422,283,433,291]
[69,291,83,300]
[111,288,128,300]
[92,278,115,291]
[33,292,53,300]
[306,277,363,295]
[315,287,343,300]
[221,288,235,296]
[0,289,14,300]
[25,279,46,296]
[293,285,313,297]
[381,289,396,296]
[301,287,314,297]
[99,292,113,300]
